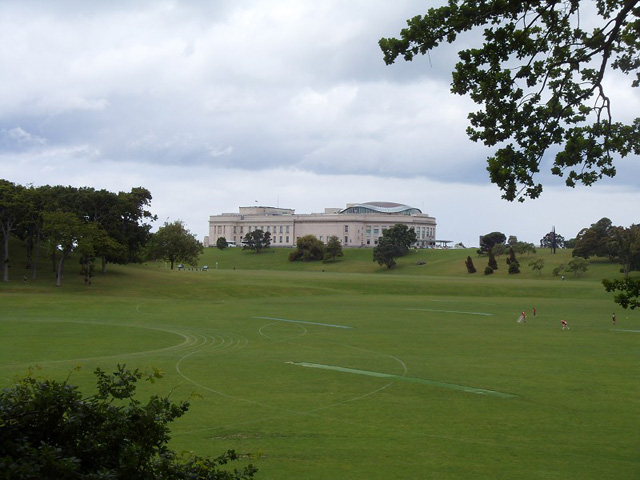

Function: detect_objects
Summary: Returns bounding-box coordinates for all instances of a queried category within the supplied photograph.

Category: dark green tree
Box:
[380,1,640,201]
[465,255,477,273]
[607,224,640,278]
[573,218,614,259]
[478,232,506,254]
[289,234,325,262]
[373,224,418,269]
[0,180,27,282]
[217,237,229,250]
[603,278,640,309]
[488,249,498,270]
[0,365,257,479]
[242,229,271,253]
[323,235,344,263]
[146,220,203,269]
[540,231,566,250]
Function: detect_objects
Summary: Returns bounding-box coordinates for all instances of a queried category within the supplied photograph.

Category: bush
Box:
[0,365,258,479]
[465,256,477,273]
[484,266,494,275]
[508,261,520,274]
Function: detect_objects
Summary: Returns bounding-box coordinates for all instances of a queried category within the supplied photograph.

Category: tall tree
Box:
[479,231,506,254]
[323,235,344,263]
[0,180,26,282]
[572,217,614,259]
[540,230,566,250]
[242,229,271,254]
[146,220,203,270]
[380,1,640,201]
[42,210,84,287]
[372,224,418,269]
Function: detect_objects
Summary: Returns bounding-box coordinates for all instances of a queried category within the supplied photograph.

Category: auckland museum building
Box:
[206,201,436,249]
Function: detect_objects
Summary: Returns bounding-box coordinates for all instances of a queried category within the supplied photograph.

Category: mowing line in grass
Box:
[288,362,515,398]
[254,317,354,329]
[405,308,494,316]
[614,329,640,333]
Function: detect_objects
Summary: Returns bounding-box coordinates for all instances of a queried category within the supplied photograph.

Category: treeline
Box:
[0,179,156,286]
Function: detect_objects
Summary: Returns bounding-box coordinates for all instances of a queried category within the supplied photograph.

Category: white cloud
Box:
[0,0,637,248]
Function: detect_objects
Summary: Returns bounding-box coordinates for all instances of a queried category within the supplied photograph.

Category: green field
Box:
[1,246,639,479]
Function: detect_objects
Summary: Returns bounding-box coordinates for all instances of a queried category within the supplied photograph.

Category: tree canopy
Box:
[0,365,257,479]
[146,220,203,270]
[242,229,271,253]
[373,224,417,269]
[380,0,640,201]
[0,180,156,284]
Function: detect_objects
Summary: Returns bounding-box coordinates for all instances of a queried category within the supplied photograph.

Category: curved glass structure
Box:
[339,202,422,215]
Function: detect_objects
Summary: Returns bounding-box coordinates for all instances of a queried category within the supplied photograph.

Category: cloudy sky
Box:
[1,0,638,247]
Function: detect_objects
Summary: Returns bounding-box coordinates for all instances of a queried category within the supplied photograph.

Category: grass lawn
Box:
[1,246,639,479]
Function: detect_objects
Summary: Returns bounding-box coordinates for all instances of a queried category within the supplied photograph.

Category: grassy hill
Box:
[1,242,638,479]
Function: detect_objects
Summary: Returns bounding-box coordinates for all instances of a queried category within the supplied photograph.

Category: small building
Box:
[208,201,437,248]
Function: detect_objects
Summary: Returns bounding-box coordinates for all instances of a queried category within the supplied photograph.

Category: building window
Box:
[280,236,283,243]
[286,226,290,234]
[344,236,348,244]
[286,236,290,243]
[344,225,349,233]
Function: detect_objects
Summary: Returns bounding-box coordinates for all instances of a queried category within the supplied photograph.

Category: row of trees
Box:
[573,218,640,278]
[0,180,156,285]
[0,179,205,284]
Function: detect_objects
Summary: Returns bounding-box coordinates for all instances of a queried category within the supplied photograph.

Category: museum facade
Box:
[206,202,436,249]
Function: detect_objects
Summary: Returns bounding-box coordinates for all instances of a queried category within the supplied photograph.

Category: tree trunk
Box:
[31,234,41,280]
[55,255,65,287]
[1,232,9,282]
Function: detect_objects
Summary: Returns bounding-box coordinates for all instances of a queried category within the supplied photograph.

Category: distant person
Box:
[533,307,537,318]
[517,311,526,324]
[561,319,569,330]
[612,313,616,326]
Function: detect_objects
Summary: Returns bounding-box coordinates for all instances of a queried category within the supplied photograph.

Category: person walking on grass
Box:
[561,319,569,330]
[612,313,616,326]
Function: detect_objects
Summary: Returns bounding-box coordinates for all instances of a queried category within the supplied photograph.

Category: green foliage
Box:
[566,257,589,277]
[146,220,203,269]
[573,219,640,277]
[372,224,417,269]
[216,237,229,250]
[0,365,257,479]
[603,277,640,309]
[483,265,494,275]
[540,231,566,250]
[242,229,271,253]
[380,1,640,201]
[289,235,325,262]
[573,218,614,259]
[529,258,545,275]
[552,264,566,277]
[508,260,520,274]
[479,232,506,253]
[488,250,498,270]
[323,235,344,263]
